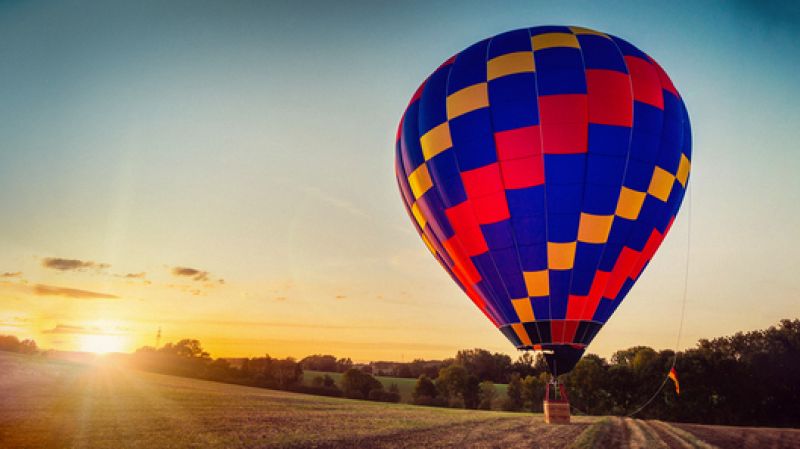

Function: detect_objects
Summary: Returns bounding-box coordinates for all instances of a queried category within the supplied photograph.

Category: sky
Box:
[1,0,798,362]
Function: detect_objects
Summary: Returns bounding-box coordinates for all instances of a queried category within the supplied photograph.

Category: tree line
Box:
[1,319,797,427]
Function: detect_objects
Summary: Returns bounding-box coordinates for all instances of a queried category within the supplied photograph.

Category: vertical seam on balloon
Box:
[526,26,549,345]
[560,27,590,344]
[483,30,540,349]
[424,48,507,325]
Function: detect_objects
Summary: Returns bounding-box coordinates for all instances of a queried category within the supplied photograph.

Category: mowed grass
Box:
[0,352,578,449]
[303,370,509,404]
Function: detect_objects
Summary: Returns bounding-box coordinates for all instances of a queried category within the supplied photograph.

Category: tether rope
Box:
[626,181,693,418]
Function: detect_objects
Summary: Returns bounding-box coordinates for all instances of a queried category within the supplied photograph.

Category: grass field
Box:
[2,352,799,449]
[303,370,508,404]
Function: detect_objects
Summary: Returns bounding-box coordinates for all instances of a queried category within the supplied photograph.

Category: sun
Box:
[79,334,126,354]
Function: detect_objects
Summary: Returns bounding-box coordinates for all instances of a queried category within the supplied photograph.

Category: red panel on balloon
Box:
[586,69,633,127]
[625,56,664,110]
[494,126,542,160]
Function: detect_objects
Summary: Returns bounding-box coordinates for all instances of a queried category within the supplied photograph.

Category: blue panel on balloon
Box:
[489,99,540,132]
[511,215,546,245]
[529,25,572,35]
[570,268,596,296]
[534,47,584,71]
[622,158,653,192]
[545,154,586,185]
[481,220,515,250]
[628,130,660,165]
[488,29,533,57]
[657,137,682,173]
[588,124,631,156]
[417,67,450,134]
[531,300,551,321]
[507,186,545,216]
[661,94,684,145]
[448,39,489,93]
[607,218,633,245]
[625,221,654,251]
[582,184,620,215]
[518,243,547,271]
[586,154,626,186]
[536,68,587,95]
[427,152,467,207]
[546,184,583,215]
[578,35,627,72]
[598,243,623,272]
[592,298,614,322]
[490,248,527,298]
[418,194,455,240]
[450,110,497,171]
[633,102,664,135]
[547,213,580,242]
[548,270,571,319]
[400,105,425,172]
[610,36,649,60]
[488,72,538,105]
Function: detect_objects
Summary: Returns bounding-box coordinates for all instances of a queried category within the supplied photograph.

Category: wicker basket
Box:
[543,400,571,424]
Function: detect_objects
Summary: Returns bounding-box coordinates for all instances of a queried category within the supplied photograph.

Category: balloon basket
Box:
[543,380,571,425]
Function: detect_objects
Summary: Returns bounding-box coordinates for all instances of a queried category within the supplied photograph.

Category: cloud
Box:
[124,272,146,279]
[171,267,210,282]
[0,272,22,278]
[335,295,347,300]
[43,324,125,335]
[33,284,118,299]
[42,257,109,271]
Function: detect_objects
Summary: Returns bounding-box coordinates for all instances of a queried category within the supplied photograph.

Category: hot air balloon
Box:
[395,26,691,380]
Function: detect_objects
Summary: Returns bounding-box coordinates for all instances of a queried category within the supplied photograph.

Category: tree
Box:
[478,380,498,410]
[341,368,382,399]
[521,374,546,412]
[412,374,442,406]
[300,354,338,372]
[503,372,524,411]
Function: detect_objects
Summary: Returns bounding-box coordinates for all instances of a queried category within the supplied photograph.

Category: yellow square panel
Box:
[548,242,577,270]
[511,323,533,346]
[420,122,452,161]
[446,83,489,120]
[569,26,608,37]
[487,52,535,80]
[648,166,676,202]
[511,298,535,322]
[676,154,691,187]
[577,213,614,244]
[410,202,426,229]
[615,187,646,220]
[524,270,549,296]
[408,164,433,199]
[531,32,580,50]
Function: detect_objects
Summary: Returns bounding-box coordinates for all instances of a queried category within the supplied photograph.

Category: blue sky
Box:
[0,0,798,360]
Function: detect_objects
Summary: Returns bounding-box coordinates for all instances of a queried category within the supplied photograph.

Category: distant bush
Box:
[288,383,342,398]
[0,335,37,354]
[341,368,382,400]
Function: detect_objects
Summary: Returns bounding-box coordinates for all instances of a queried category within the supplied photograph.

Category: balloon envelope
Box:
[395,26,691,376]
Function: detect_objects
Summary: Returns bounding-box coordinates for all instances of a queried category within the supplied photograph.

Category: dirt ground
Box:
[2,352,800,449]
[675,422,800,449]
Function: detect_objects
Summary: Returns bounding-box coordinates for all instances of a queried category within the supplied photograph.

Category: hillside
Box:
[1,352,798,449]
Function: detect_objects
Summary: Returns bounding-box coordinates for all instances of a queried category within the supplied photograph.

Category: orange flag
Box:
[668,367,680,395]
